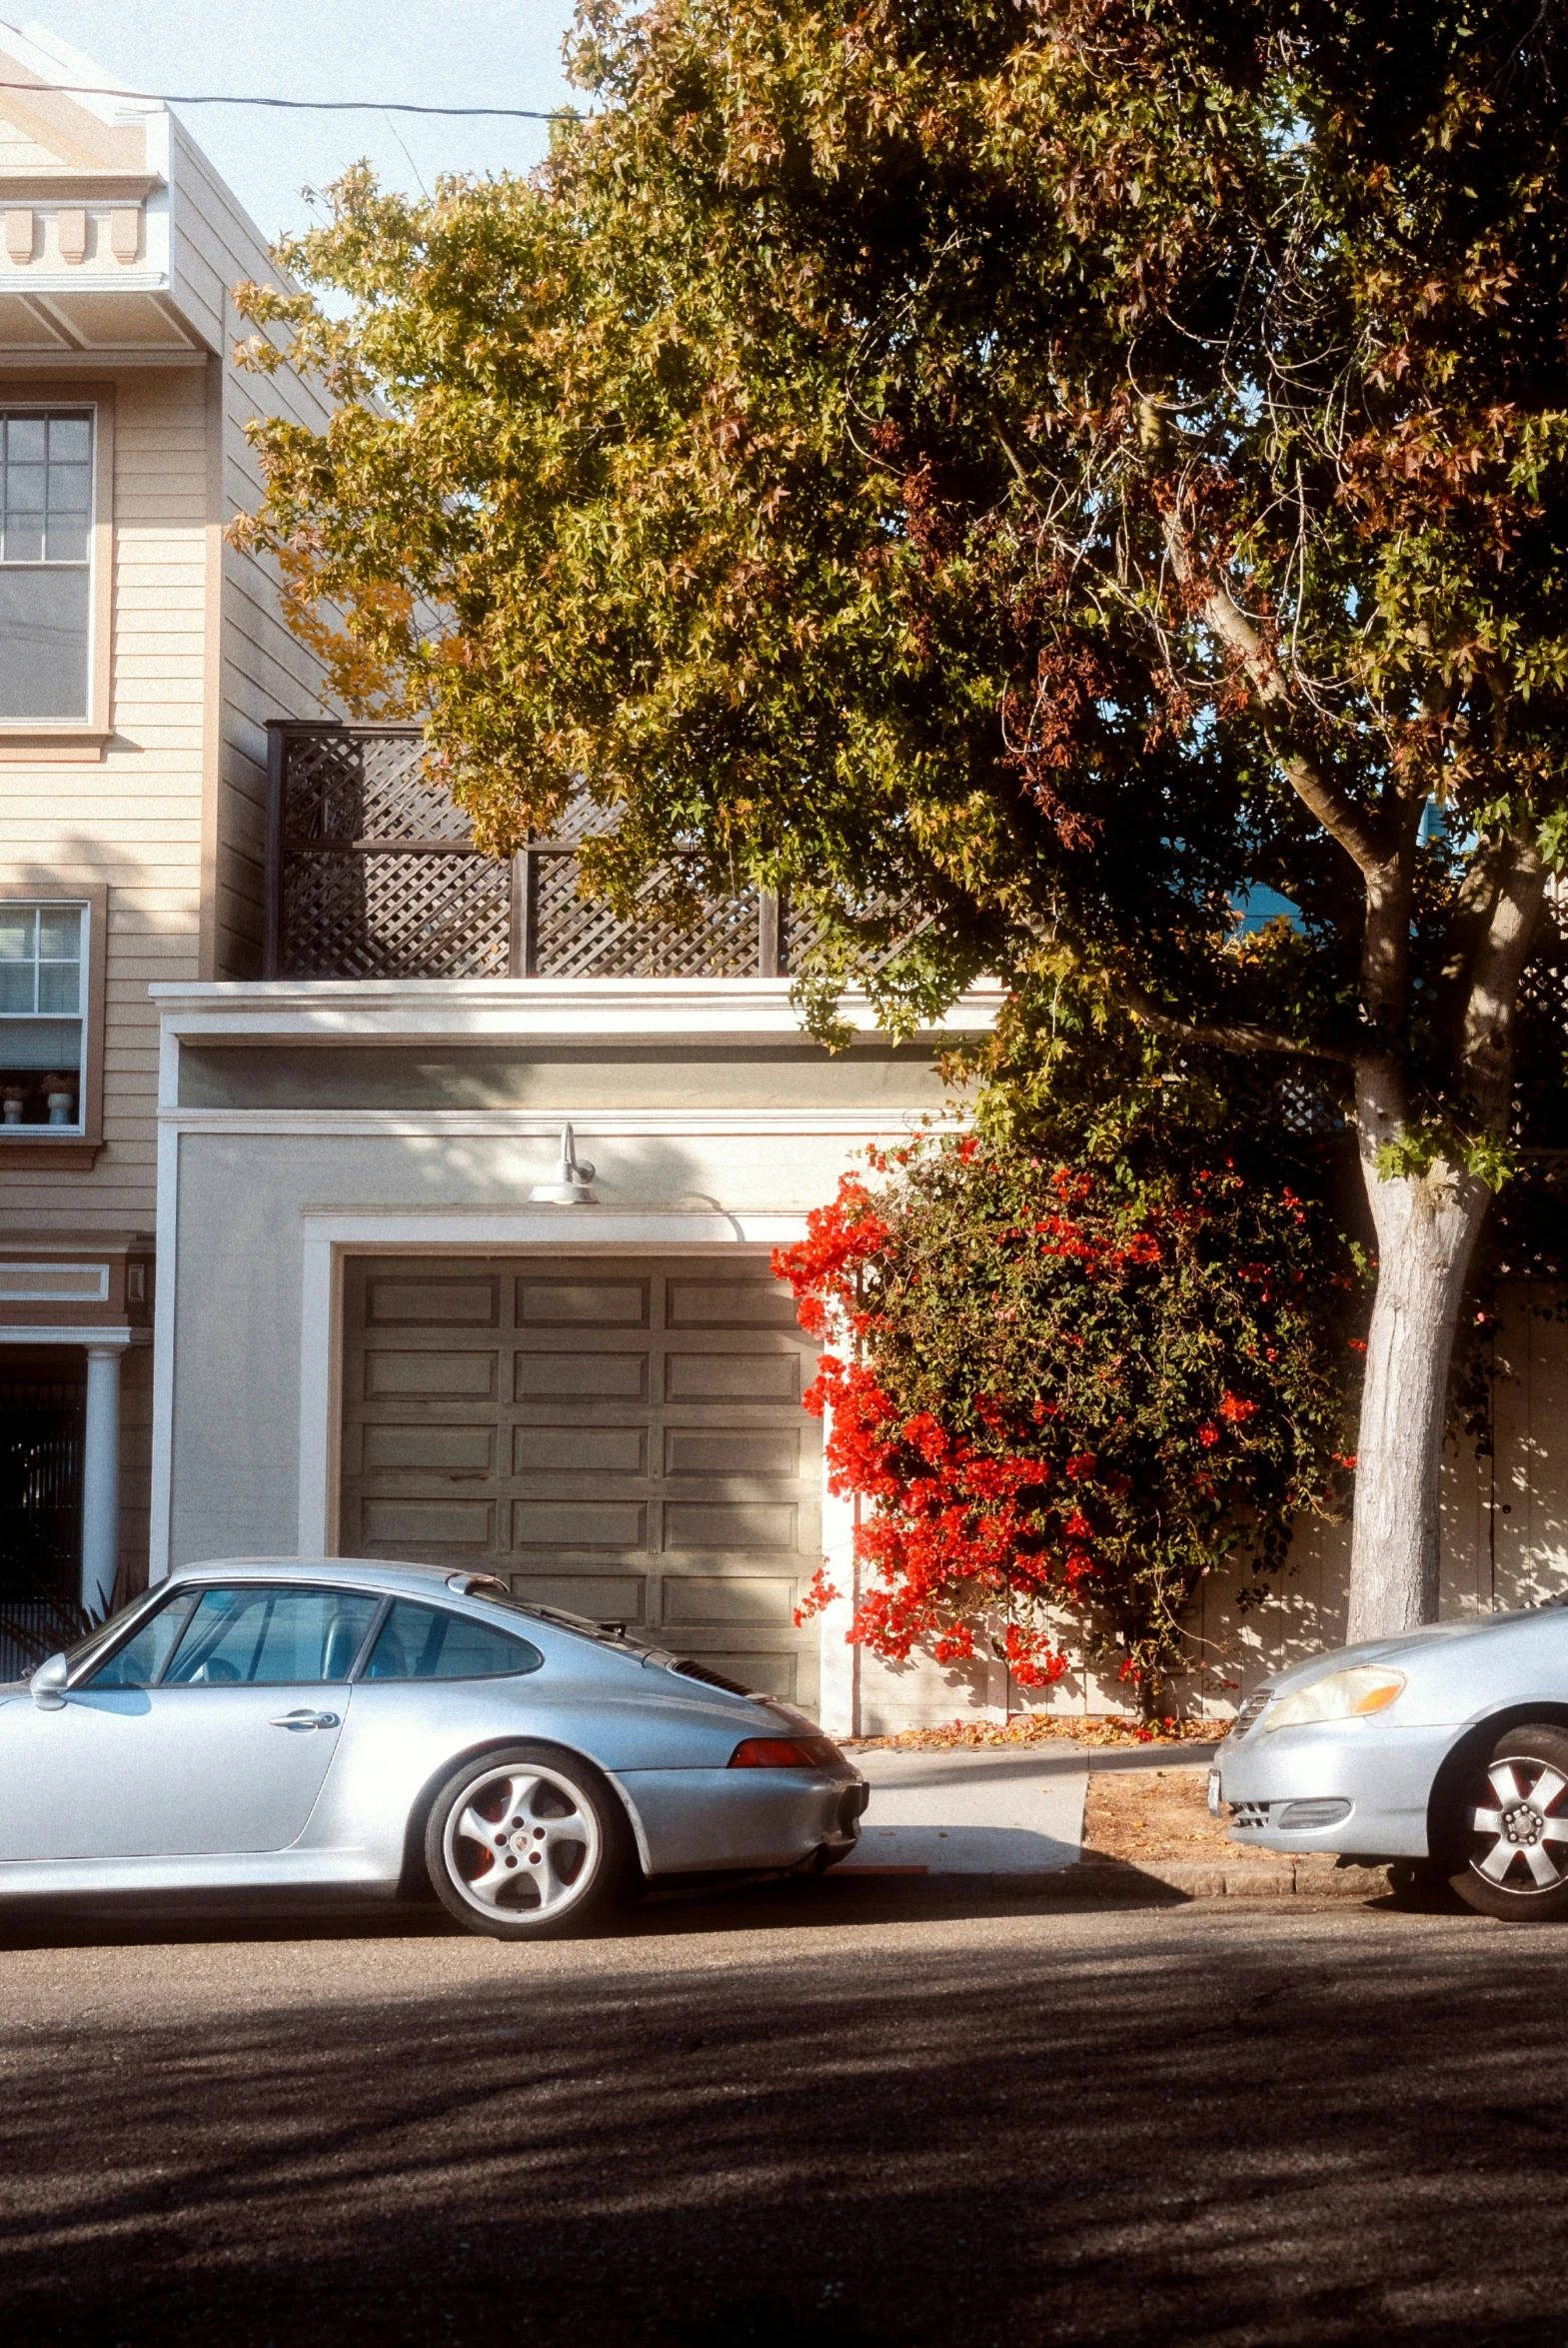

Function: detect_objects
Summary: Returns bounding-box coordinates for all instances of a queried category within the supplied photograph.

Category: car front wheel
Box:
[1448,1722,1568,1922]
[424,1744,637,1939]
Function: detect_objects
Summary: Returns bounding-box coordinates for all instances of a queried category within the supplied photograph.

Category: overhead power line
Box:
[0,78,584,119]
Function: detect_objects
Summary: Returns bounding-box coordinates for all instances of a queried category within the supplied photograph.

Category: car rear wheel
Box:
[1448,1722,1568,1922]
[424,1744,637,1939]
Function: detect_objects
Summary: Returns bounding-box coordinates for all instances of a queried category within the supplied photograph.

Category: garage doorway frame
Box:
[296,1208,859,1732]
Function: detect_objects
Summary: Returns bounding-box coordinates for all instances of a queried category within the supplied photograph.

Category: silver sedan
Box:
[0,1557,866,1937]
[1212,1603,1568,1920]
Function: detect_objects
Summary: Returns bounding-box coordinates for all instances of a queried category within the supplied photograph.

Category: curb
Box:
[1017,1858,1392,1901]
[829,1858,1394,1903]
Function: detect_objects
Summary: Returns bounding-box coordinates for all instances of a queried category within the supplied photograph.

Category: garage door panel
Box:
[664,1427,800,1477]
[367,1276,499,1326]
[663,1501,797,1551]
[514,1352,649,1401]
[518,1278,650,1327]
[342,1254,823,1714]
[511,1572,648,1621]
[513,1425,646,1475]
[666,1352,800,1402]
[667,1279,801,1328]
[661,1577,796,1626]
[692,1651,798,1699]
[365,1350,497,1399]
[362,1423,495,1473]
[361,1496,494,1546]
[511,1498,648,1548]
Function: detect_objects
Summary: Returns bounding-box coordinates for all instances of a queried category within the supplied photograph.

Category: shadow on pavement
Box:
[0,1870,1145,1953]
[1,1879,1552,2348]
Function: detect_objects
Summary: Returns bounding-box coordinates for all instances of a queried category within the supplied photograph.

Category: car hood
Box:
[1268,1610,1537,1691]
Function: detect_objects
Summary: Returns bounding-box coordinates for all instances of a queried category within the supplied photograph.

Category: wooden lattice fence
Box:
[265,724,804,982]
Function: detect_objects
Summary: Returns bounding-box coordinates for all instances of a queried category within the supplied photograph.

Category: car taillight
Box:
[728,1735,842,1769]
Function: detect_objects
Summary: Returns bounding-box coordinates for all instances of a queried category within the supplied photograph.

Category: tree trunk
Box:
[1346,1067,1488,1643]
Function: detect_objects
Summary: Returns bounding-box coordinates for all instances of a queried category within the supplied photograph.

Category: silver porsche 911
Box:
[0,1557,867,1937]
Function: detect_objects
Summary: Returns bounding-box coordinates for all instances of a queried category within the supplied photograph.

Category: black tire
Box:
[423,1743,637,1940]
[1446,1721,1568,1923]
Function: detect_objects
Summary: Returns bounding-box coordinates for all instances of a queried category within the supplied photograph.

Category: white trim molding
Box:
[0,1322,141,1347]
[0,1262,110,1302]
[161,1108,952,1140]
[150,976,1007,1054]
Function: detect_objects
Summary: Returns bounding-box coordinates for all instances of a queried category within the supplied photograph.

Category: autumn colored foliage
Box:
[233,0,1568,1636]
[774,1142,1356,1707]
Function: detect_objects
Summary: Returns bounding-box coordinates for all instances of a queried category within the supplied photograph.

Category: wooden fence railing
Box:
[263,723,812,982]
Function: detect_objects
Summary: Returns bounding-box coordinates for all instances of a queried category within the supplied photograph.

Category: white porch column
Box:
[81,1340,124,1615]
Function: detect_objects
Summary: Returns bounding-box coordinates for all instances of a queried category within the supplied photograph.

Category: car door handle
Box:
[268,1709,341,1731]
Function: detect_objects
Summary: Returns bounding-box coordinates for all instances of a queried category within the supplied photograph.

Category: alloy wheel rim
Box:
[445,1765,600,1920]
[1468,1757,1568,1893]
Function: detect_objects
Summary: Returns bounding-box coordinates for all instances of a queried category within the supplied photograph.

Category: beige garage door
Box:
[339,1255,824,1710]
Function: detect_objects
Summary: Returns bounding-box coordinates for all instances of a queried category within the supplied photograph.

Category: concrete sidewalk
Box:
[833,1741,1387,1903]
[839,1744,1089,1874]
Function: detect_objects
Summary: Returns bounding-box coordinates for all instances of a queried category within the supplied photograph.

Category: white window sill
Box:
[0,727,112,762]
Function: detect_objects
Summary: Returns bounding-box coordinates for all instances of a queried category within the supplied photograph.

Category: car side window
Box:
[161,1587,380,1686]
[362,1599,543,1682]
[81,1592,198,1689]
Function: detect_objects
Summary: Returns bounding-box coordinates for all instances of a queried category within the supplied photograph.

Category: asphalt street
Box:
[2,1880,1566,2348]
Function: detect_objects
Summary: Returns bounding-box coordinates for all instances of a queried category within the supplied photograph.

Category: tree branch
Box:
[1460,827,1547,1134]
[1114,974,1356,1063]
[1155,497,1390,878]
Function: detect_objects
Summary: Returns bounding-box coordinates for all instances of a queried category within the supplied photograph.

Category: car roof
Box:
[164,1556,469,1597]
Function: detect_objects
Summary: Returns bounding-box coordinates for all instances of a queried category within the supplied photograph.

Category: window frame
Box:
[73,1580,548,1691]
[157,1581,386,1689]
[0,881,104,1168]
[76,1578,389,1691]
[0,384,114,759]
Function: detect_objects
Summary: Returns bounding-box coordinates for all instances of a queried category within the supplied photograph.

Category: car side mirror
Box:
[29,1652,69,1710]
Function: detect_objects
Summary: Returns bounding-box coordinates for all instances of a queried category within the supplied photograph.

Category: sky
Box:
[10,3,579,245]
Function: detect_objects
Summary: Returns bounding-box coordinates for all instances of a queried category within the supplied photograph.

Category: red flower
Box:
[791,1566,841,1626]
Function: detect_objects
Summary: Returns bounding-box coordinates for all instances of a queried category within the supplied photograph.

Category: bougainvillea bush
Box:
[774,1140,1359,1713]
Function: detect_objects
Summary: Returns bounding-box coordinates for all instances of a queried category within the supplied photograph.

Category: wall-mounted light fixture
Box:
[529,1123,597,1204]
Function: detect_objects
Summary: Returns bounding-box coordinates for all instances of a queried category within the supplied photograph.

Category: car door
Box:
[0,1581,380,1862]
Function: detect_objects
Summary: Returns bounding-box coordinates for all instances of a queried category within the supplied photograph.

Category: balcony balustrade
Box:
[263,722,808,982]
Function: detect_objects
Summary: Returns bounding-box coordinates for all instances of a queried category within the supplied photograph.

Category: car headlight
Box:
[1260,1666,1405,1730]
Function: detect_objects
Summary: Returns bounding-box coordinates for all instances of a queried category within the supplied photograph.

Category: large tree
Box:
[237,0,1568,1641]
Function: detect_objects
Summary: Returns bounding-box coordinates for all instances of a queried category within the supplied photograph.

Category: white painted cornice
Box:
[159,1108,962,1139]
[149,977,1007,1045]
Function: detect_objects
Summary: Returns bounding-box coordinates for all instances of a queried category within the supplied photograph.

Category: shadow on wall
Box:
[167,1119,881,1575]
[989,1282,1568,1725]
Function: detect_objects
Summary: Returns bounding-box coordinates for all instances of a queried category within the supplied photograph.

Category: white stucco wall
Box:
[152,983,1568,1733]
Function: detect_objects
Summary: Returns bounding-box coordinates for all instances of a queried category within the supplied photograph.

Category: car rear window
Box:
[361,1599,543,1682]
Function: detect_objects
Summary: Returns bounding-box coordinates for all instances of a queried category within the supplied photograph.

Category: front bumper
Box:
[1212,1720,1459,1860]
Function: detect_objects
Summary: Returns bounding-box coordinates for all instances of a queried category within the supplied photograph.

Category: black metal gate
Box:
[0,1374,86,1677]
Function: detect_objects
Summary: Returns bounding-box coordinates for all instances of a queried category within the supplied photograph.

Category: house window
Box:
[0,901,87,1130]
[0,412,93,722]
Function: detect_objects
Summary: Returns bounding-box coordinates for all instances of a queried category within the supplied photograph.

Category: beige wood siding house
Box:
[0,23,332,1641]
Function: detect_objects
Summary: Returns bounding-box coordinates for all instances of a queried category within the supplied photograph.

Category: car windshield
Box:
[61,1591,163,1673]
